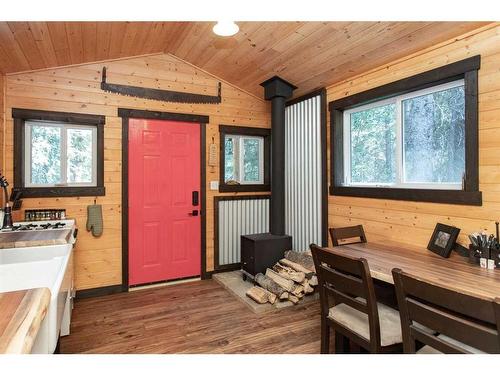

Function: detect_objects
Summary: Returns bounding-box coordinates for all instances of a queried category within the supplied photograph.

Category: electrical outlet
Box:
[210,181,219,190]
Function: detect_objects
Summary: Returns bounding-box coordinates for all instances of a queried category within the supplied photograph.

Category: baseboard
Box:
[75,284,125,299]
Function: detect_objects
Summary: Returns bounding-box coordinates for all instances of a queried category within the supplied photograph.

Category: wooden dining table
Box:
[327,241,500,302]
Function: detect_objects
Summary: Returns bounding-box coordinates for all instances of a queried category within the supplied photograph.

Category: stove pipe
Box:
[260,76,297,236]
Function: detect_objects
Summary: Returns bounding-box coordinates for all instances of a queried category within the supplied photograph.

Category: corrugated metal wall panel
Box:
[285,95,322,251]
[218,198,270,266]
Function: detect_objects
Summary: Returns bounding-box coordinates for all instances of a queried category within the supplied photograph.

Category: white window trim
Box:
[343,79,465,191]
[25,120,98,188]
[224,134,264,185]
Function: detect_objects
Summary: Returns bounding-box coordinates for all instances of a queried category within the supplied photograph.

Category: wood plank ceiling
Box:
[0,21,490,97]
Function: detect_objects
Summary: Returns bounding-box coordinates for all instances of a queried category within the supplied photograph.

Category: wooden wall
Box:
[327,24,500,248]
[3,53,270,291]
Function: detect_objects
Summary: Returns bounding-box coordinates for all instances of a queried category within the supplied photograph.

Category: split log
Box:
[246,286,277,304]
[288,295,300,304]
[272,263,306,283]
[263,289,277,304]
[265,268,295,292]
[308,275,318,286]
[279,258,314,278]
[301,280,314,294]
[246,286,269,304]
[255,273,288,300]
[291,285,304,297]
[285,250,315,272]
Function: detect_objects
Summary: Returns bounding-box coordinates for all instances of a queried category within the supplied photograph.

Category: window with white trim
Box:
[25,121,98,187]
[343,79,465,190]
[224,134,264,184]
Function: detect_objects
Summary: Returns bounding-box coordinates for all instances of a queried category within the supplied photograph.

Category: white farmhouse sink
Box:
[0,243,72,264]
[0,243,73,354]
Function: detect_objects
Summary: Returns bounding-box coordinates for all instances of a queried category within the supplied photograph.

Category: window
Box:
[12,109,105,198]
[343,80,465,190]
[329,55,481,206]
[25,121,97,187]
[219,125,270,192]
[224,135,264,184]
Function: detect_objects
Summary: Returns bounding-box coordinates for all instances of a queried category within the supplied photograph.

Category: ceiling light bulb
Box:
[213,21,239,37]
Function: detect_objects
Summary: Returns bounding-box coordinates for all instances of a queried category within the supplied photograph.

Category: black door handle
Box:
[188,210,199,216]
[192,191,199,206]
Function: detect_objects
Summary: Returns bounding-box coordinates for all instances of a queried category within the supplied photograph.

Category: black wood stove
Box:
[241,76,296,280]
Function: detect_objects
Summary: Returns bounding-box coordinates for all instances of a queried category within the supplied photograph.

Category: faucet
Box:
[0,173,13,229]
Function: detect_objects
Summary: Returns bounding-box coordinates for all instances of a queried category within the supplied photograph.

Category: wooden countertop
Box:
[327,241,500,302]
[0,229,72,249]
[0,288,51,354]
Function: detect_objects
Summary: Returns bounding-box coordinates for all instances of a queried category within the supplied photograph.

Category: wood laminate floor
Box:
[60,280,321,354]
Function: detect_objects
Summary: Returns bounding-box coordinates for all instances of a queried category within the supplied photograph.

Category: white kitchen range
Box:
[0,218,77,353]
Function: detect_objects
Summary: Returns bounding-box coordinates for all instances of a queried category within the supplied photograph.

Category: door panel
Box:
[128,118,201,286]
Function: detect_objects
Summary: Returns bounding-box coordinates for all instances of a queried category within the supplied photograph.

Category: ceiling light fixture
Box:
[213,21,239,37]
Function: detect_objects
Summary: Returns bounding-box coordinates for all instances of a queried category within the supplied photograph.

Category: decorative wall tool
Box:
[100,67,222,104]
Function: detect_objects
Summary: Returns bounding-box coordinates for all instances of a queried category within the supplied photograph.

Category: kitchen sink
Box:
[0,244,74,353]
[0,243,72,264]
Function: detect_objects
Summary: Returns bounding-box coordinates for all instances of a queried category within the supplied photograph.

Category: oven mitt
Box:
[86,204,103,237]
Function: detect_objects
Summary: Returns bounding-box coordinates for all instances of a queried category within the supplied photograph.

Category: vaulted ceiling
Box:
[0,21,490,97]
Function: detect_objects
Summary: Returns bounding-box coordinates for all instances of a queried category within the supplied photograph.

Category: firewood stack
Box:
[246,250,318,305]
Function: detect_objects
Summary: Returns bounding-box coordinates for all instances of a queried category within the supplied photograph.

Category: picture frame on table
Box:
[427,223,460,258]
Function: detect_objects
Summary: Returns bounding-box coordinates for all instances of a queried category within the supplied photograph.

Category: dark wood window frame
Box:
[12,108,106,198]
[329,55,482,206]
[219,125,271,193]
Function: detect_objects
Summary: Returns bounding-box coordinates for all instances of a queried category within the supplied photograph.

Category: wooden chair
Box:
[392,268,500,354]
[329,225,367,246]
[310,244,403,354]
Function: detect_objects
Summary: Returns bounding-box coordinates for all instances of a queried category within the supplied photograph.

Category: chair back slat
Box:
[311,244,381,348]
[393,268,500,354]
[313,245,365,276]
[398,272,496,324]
[411,328,467,354]
[329,225,367,246]
[406,297,499,352]
[318,265,367,299]
[326,284,369,314]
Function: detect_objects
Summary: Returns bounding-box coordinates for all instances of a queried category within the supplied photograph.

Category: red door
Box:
[128,118,201,286]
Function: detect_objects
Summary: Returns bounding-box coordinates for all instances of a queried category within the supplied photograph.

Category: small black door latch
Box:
[192,191,199,206]
[189,210,199,216]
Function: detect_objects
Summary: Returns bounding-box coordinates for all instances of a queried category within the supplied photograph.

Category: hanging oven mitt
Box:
[86,204,103,237]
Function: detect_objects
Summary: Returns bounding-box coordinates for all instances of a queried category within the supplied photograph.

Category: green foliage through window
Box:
[344,80,465,189]
[67,128,93,183]
[403,86,465,183]
[31,125,62,185]
[350,103,396,184]
[224,134,263,184]
[27,121,96,186]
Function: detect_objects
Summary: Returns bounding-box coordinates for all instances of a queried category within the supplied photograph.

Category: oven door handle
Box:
[70,228,78,244]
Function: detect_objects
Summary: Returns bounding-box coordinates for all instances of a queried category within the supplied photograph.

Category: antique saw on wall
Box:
[100,67,222,104]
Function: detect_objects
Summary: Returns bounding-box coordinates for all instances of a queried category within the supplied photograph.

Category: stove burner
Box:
[5,222,67,231]
[11,223,38,231]
[38,222,66,230]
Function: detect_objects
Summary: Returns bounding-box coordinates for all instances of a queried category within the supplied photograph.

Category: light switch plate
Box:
[210,181,219,190]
